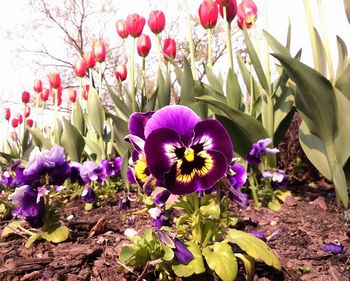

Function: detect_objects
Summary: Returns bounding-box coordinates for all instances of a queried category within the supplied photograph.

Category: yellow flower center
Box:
[184,148,195,162]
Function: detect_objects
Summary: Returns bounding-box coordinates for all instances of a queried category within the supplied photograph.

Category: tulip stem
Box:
[183,0,197,79]
[130,37,137,112]
[207,28,213,70]
[98,62,102,99]
[89,68,93,88]
[142,57,146,109]
[54,88,59,144]
[156,34,162,71]
[223,6,234,70]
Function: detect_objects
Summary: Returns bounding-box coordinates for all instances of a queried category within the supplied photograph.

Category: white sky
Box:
[0,0,349,138]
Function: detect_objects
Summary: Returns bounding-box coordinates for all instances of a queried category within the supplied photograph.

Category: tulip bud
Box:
[75,57,88,77]
[219,0,237,23]
[137,34,152,58]
[237,0,257,29]
[25,106,31,118]
[216,0,231,7]
[26,119,34,128]
[22,91,30,104]
[93,39,107,63]
[114,64,127,81]
[41,88,50,102]
[83,51,96,68]
[69,89,77,103]
[10,131,18,141]
[163,38,176,61]
[148,10,166,34]
[81,85,90,100]
[33,79,42,93]
[4,108,11,121]
[126,13,146,38]
[11,118,19,128]
[48,72,61,89]
[116,19,129,39]
[14,113,23,124]
[199,0,219,29]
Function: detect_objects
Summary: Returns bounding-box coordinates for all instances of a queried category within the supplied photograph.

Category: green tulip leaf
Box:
[226,68,243,110]
[335,64,350,101]
[157,69,171,108]
[61,117,85,162]
[29,128,53,150]
[72,100,86,135]
[87,87,105,138]
[235,253,255,281]
[41,225,69,243]
[336,35,348,78]
[204,64,224,95]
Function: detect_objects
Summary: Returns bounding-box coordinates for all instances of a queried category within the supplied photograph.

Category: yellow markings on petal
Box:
[184,148,195,162]
[134,157,149,184]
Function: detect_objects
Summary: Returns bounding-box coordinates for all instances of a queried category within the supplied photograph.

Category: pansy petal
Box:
[163,150,228,195]
[144,105,200,146]
[128,111,154,139]
[124,134,145,156]
[144,128,183,179]
[192,119,233,164]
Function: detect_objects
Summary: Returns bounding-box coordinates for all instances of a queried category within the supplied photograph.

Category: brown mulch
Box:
[0,185,349,281]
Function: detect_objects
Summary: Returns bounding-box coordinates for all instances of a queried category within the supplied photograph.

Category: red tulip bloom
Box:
[69,89,77,103]
[4,108,11,121]
[148,10,166,34]
[137,34,152,58]
[22,91,30,104]
[83,51,96,68]
[33,79,42,93]
[116,19,129,39]
[26,119,34,128]
[237,0,257,29]
[216,0,231,7]
[41,88,50,102]
[25,106,31,118]
[219,0,237,23]
[126,13,146,38]
[81,85,90,100]
[75,57,88,77]
[48,72,61,89]
[14,113,23,124]
[93,39,107,63]
[163,38,176,61]
[114,64,127,81]
[199,0,219,29]
[11,118,19,128]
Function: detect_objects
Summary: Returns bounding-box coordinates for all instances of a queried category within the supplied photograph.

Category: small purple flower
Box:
[80,161,106,184]
[118,195,131,210]
[69,162,84,185]
[322,241,345,254]
[173,239,194,265]
[144,105,233,195]
[126,167,137,184]
[154,189,171,206]
[9,185,46,228]
[262,169,288,188]
[250,230,267,242]
[227,163,247,189]
[246,138,279,166]
[101,157,122,176]
[1,171,15,188]
[149,207,171,229]
[81,186,96,203]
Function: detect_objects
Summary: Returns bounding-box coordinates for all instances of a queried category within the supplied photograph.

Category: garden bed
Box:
[1,185,349,281]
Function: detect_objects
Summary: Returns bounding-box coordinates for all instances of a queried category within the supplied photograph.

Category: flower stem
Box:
[130,37,136,112]
[183,0,197,79]
[249,174,261,208]
[156,34,162,71]
[54,88,59,144]
[207,28,213,70]
[223,6,234,70]
[98,62,102,99]
[142,57,146,109]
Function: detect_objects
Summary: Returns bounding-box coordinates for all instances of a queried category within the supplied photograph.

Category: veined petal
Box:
[192,119,233,164]
[144,105,200,146]
[128,111,154,139]
[124,134,145,156]
[144,128,183,179]
[163,150,228,195]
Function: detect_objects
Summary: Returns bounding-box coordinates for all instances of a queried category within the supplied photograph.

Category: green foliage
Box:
[87,87,105,139]
[61,117,85,162]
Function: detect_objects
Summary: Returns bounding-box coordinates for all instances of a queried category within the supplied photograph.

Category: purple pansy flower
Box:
[1,171,15,188]
[227,163,247,189]
[81,186,96,203]
[126,167,137,184]
[101,157,122,176]
[9,185,46,228]
[173,239,194,265]
[69,162,84,185]
[322,241,345,254]
[250,230,267,242]
[154,189,171,206]
[143,105,233,195]
[246,138,279,166]
[262,169,288,188]
[16,145,70,188]
[80,161,106,184]
[118,195,131,210]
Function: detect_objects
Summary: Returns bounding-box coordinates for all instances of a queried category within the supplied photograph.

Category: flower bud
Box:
[26,119,34,128]
[114,64,127,81]
[163,38,176,61]
[148,10,166,34]
[81,85,90,100]
[40,88,50,102]
[216,0,231,7]
[33,79,42,93]
[116,19,129,39]
[22,91,30,104]
[75,57,87,77]
[83,51,96,68]
[126,13,146,38]
[25,106,31,118]
[48,72,61,89]
[137,34,152,58]
[69,89,77,103]
[237,0,257,29]
[10,131,17,141]
[93,39,107,63]
[199,0,219,29]
[11,118,19,128]
[4,108,11,121]
[219,0,237,23]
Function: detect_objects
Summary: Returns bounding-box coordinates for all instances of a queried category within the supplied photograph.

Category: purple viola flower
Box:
[1,171,15,188]
[80,161,106,184]
[101,157,122,176]
[9,185,46,228]
[246,138,279,166]
[16,145,70,188]
[118,195,131,210]
[174,239,194,265]
[144,105,233,195]
[154,189,171,206]
[227,163,247,189]
[81,186,96,203]
[250,230,267,242]
[128,111,154,140]
[262,169,288,188]
[322,242,345,254]
[126,167,137,184]
[69,162,84,185]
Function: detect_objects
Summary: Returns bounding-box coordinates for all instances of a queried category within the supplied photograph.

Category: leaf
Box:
[143,90,158,112]
[162,244,174,261]
[196,95,269,157]
[25,234,42,248]
[227,229,281,270]
[200,199,220,219]
[157,69,171,108]
[72,100,86,135]
[336,35,348,78]
[313,27,327,76]
[119,245,137,263]
[331,161,348,208]
[203,241,238,281]
[172,242,206,277]
[226,68,242,110]
[87,87,105,138]
[344,0,350,24]
[264,30,291,57]
[108,86,132,120]
[61,117,85,162]
[235,253,255,281]
[268,199,282,211]
[84,133,103,162]
[275,190,293,202]
[272,53,337,145]
[29,128,53,150]
[41,225,69,243]
[204,64,224,95]
[109,114,130,157]
[335,64,350,101]
[1,220,25,238]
